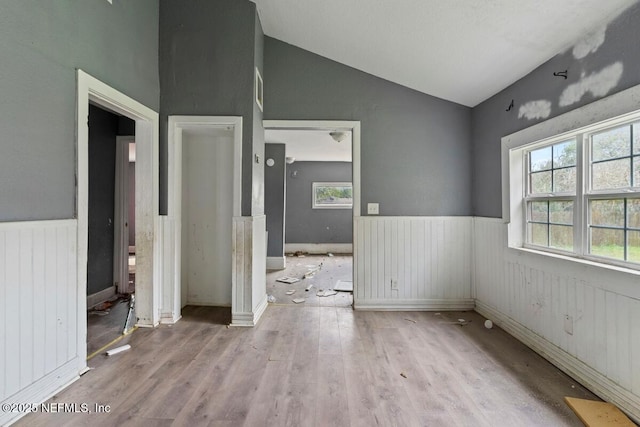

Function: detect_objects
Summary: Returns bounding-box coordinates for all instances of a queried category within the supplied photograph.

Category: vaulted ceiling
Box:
[253,0,637,107]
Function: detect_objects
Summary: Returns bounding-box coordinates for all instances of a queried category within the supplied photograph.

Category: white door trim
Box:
[114,136,134,295]
[77,70,159,369]
[167,116,243,323]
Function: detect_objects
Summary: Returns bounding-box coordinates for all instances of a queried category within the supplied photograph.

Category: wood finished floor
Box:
[17,306,598,426]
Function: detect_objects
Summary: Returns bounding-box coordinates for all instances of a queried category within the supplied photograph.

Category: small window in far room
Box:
[312,182,353,209]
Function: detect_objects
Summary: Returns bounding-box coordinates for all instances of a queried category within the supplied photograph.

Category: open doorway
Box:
[263,121,361,306]
[165,116,243,325]
[85,106,137,356]
[76,70,159,369]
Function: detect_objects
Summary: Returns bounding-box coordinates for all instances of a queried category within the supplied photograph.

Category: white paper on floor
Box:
[334,280,353,292]
[317,289,338,297]
[292,298,305,304]
[277,276,300,284]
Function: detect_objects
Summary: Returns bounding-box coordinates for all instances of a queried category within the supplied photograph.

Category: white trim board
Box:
[77,70,160,369]
[354,299,475,311]
[475,301,640,424]
[284,243,353,254]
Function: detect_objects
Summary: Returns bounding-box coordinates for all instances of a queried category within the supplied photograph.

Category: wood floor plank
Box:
[16,307,602,427]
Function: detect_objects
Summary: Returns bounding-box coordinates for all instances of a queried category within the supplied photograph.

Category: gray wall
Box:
[159,0,264,216]
[286,162,352,244]
[87,105,117,295]
[471,3,640,218]
[265,144,286,256]
[264,37,472,216]
[0,0,159,221]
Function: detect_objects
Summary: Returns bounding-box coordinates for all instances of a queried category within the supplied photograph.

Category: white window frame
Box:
[312,182,353,209]
[503,84,640,271]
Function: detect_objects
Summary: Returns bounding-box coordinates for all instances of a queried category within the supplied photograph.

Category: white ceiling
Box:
[253,0,637,107]
[265,129,352,162]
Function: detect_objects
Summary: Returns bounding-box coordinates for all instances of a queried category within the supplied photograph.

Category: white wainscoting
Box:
[354,216,474,310]
[231,215,267,326]
[473,217,640,423]
[0,220,80,426]
[159,216,180,324]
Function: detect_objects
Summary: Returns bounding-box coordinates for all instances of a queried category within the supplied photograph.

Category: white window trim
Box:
[312,181,353,209]
[502,84,640,270]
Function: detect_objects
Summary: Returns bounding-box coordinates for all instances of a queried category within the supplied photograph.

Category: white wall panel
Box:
[231,216,267,326]
[473,217,640,422]
[0,220,79,426]
[354,216,474,310]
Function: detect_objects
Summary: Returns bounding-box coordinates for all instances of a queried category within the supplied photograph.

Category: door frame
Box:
[263,120,361,301]
[114,136,135,295]
[76,70,160,367]
[166,116,243,323]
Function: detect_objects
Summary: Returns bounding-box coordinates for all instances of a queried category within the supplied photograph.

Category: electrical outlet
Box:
[564,315,573,335]
[368,203,379,215]
[391,279,398,290]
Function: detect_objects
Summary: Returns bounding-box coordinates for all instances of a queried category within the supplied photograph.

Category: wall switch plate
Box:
[367,203,379,215]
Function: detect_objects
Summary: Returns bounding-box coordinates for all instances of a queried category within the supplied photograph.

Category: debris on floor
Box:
[276,276,300,284]
[333,280,353,292]
[292,298,306,304]
[400,372,408,378]
[317,289,338,297]
[267,295,277,303]
[305,284,314,292]
[564,396,635,427]
[91,301,113,311]
[303,264,322,279]
[484,319,493,329]
[106,344,131,356]
[89,310,110,316]
[404,318,417,323]
[285,290,296,295]
[327,252,334,257]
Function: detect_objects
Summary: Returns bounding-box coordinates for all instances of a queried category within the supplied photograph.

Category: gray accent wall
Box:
[159,0,264,216]
[286,162,352,244]
[0,0,159,221]
[265,144,286,256]
[471,3,640,218]
[264,37,472,216]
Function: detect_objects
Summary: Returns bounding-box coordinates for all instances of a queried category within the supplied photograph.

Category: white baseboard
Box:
[0,358,80,426]
[285,243,352,254]
[230,294,268,327]
[87,285,116,309]
[475,300,640,424]
[266,256,286,270]
[354,298,475,311]
[160,314,182,325]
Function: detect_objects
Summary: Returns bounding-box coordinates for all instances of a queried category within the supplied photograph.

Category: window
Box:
[514,114,640,269]
[312,182,353,209]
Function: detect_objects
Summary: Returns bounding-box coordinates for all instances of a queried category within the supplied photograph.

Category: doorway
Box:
[166,116,243,324]
[85,106,137,356]
[76,70,159,368]
[181,127,234,307]
[263,120,361,306]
